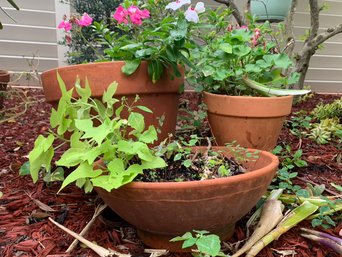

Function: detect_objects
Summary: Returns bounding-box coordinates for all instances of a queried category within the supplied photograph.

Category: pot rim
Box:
[41,60,184,76]
[203,91,293,100]
[103,146,278,190]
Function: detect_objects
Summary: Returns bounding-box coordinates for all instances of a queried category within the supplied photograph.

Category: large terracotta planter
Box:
[203,92,293,151]
[41,61,184,143]
[0,70,10,109]
[250,0,292,22]
[96,146,278,251]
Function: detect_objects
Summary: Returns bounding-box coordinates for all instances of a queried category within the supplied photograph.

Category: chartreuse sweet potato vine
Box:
[25,73,166,193]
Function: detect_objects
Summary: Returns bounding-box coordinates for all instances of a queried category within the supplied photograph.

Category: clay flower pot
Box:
[41,61,184,144]
[203,92,293,151]
[0,70,10,109]
[95,146,278,251]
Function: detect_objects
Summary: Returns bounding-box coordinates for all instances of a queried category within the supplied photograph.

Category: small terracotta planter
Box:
[203,92,293,151]
[95,146,278,251]
[41,61,184,143]
[0,70,10,109]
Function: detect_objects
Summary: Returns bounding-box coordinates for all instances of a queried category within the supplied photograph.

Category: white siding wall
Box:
[0,0,69,86]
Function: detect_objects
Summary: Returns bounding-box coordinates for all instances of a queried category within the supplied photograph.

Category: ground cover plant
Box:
[0,88,341,257]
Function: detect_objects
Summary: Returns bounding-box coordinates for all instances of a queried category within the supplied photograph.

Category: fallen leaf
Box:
[271,248,297,257]
[31,211,50,219]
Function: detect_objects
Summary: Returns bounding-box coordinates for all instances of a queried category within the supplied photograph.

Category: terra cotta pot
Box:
[203,92,293,151]
[95,146,278,251]
[41,61,184,144]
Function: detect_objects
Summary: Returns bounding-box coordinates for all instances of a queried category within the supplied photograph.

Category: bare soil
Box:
[0,88,341,257]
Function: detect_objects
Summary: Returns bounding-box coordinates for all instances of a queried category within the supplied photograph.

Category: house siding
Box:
[0,0,69,86]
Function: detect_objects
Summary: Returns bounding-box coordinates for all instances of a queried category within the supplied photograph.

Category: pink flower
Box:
[78,13,93,27]
[238,25,248,30]
[185,2,205,23]
[57,20,72,32]
[113,5,129,24]
[128,6,150,25]
[113,5,149,25]
[139,9,150,19]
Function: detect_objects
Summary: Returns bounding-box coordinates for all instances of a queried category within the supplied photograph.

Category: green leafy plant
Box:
[24,74,166,193]
[0,0,19,29]
[58,0,203,83]
[286,112,312,137]
[177,101,208,136]
[312,97,342,120]
[170,230,225,257]
[279,183,342,229]
[270,145,308,194]
[59,0,122,64]
[308,118,342,144]
[187,10,309,96]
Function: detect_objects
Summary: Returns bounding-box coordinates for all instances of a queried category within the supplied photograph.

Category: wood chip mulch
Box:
[0,88,341,257]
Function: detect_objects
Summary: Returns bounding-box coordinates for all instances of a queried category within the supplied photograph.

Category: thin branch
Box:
[49,217,130,257]
[66,203,107,253]
[213,0,246,26]
[308,0,320,41]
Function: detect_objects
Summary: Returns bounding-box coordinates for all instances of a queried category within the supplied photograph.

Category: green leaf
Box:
[136,105,153,113]
[137,126,158,144]
[296,189,310,198]
[43,167,65,182]
[107,158,125,175]
[102,81,118,104]
[76,119,112,145]
[19,161,30,176]
[242,77,311,96]
[29,147,54,183]
[196,235,221,256]
[311,218,322,227]
[170,232,193,242]
[141,156,167,169]
[59,162,102,193]
[75,77,91,99]
[120,43,142,50]
[91,175,123,192]
[183,159,192,168]
[331,183,342,192]
[182,237,197,249]
[219,43,232,54]
[128,112,145,133]
[122,60,141,75]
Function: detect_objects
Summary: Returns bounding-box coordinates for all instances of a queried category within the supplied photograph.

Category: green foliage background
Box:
[64,0,122,64]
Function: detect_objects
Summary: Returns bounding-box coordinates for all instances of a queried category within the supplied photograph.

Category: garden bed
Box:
[0,88,341,257]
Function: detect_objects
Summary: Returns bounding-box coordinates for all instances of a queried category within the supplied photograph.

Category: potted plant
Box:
[43,0,203,143]
[188,11,309,150]
[250,0,292,22]
[25,76,279,251]
[0,70,10,109]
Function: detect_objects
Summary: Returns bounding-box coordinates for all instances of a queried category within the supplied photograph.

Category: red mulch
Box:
[0,88,341,257]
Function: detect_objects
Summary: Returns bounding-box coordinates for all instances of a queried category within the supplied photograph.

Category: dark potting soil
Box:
[0,88,341,257]
[136,151,245,182]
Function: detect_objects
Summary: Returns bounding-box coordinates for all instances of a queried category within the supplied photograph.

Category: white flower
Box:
[185,2,205,23]
[165,0,191,11]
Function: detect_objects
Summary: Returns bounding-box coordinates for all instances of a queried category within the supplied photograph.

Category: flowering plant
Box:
[187,11,306,96]
[58,0,205,83]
